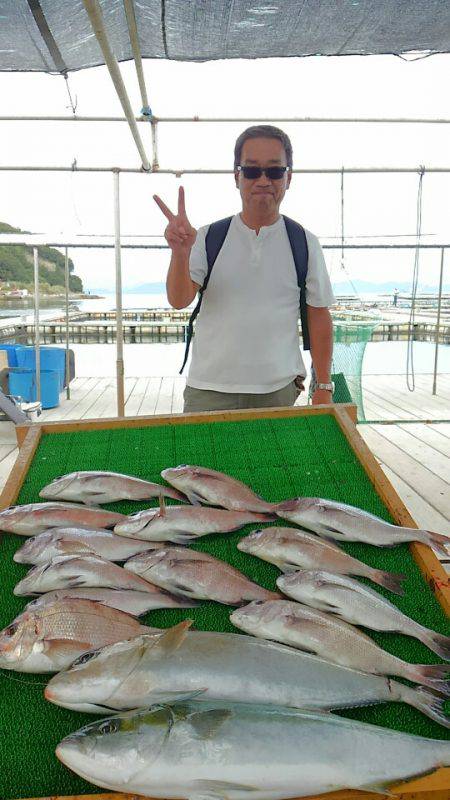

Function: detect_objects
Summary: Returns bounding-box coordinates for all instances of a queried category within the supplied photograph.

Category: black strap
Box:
[179,217,233,374]
[283,215,310,350]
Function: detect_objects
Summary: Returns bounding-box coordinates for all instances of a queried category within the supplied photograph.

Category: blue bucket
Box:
[8,368,60,409]
[16,347,66,390]
[0,345,26,367]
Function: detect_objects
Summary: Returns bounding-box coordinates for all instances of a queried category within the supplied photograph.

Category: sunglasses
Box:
[237,165,290,180]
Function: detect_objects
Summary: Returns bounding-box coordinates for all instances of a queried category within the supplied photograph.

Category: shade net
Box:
[1,0,449,74]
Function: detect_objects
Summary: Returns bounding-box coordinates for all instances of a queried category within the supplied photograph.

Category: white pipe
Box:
[1,165,449,174]
[1,115,449,124]
[113,170,125,417]
[64,247,71,400]
[432,247,445,396]
[33,247,41,403]
[82,0,151,171]
[123,0,151,114]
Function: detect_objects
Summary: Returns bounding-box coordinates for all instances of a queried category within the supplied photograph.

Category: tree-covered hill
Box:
[0,222,83,292]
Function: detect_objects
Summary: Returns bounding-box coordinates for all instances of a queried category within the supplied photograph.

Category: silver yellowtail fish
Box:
[125,547,280,605]
[39,471,186,505]
[45,620,450,727]
[0,598,156,672]
[238,527,405,595]
[230,600,450,694]
[275,497,450,556]
[161,465,274,512]
[14,553,166,596]
[56,700,450,798]
[277,570,450,661]
[115,502,273,544]
[13,527,161,565]
[0,502,126,536]
[25,587,197,616]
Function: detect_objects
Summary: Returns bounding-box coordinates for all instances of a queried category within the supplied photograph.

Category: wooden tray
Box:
[3,403,449,800]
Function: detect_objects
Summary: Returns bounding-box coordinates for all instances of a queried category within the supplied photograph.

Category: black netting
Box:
[1,1,449,74]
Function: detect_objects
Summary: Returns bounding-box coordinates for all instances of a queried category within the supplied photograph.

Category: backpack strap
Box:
[179,216,233,374]
[283,215,310,351]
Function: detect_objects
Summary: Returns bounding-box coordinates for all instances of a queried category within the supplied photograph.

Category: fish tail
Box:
[404,663,450,694]
[419,530,450,557]
[415,628,450,661]
[400,685,450,728]
[370,568,406,596]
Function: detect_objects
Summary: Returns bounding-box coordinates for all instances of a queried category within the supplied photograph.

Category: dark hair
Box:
[234,125,293,171]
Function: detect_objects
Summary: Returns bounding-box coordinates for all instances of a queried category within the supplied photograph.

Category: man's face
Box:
[235,137,291,215]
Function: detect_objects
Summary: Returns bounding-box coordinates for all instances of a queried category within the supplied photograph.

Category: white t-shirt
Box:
[187,213,335,393]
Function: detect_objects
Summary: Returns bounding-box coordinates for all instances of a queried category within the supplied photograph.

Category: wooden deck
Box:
[0,373,448,571]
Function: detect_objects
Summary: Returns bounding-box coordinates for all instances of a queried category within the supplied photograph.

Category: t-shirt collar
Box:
[235,213,284,238]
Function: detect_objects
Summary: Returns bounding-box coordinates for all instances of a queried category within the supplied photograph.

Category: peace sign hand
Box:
[153,186,197,254]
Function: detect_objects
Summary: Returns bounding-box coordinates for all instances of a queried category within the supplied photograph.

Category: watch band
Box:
[317,382,335,392]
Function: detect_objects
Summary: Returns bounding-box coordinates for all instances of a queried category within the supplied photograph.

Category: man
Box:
[154,125,335,413]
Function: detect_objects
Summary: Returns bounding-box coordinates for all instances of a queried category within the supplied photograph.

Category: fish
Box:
[161,465,274,512]
[238,527,405,595]
[25,587,197,616]
[0,502,126,536]
[277,570,450,661]
[0,598,156,672]
[114,502,274,544]
[55,699,450,797]
[13,527,162,565]
[39,471,186,505]
[230,600,450,694]
[45,620,450,727]
[125,547,280,605]
[26,584,200,617]
[274,497,450,556]
[13,553,168,596]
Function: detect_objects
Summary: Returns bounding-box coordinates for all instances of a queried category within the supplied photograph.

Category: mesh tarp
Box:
[1,1,449,74]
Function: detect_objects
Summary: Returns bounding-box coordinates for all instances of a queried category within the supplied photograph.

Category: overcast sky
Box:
[0,52,449,291]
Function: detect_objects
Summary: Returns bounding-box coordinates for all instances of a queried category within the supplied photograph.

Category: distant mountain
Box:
[0,221,83,292]
[331,280,450,294]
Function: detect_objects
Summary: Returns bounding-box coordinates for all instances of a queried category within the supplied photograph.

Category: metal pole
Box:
[432,247,445,396]
[82,0,151,171]
[113,170,125,417]
[64,247,71,400]
[1,115,450,124]
[1,165,450,175]
[33,247,41,403]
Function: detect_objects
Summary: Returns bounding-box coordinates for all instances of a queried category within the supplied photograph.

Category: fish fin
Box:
[188,709,232,740]
[44,638,91,658]
[82,492,113,506]
[359,783,396,797]
[158,492,167,517]
[279,561,301,574]
[187,492,206,506]
[190,780,258,800]
[371,569,406,596]
[417,630,450,661]
[139,620,193,663]
[169,532,196,544]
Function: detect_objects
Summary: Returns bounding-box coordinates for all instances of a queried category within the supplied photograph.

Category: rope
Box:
[63,73,77,115]
[338,167,362,301]
[406,166,425,392]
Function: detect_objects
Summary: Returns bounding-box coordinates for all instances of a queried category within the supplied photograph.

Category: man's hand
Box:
[153,186,197,254]
[311,388,333,405]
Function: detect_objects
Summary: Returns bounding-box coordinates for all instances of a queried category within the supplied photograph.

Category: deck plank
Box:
[359,425,449,519]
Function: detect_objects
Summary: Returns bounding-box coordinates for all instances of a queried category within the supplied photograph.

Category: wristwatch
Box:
[316,382,335,392]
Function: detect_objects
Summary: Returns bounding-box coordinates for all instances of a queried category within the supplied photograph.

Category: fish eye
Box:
[98,719,118,735]
[72,649,98,667]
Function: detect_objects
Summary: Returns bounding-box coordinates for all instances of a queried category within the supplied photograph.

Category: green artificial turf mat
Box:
[0,415,449,798]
